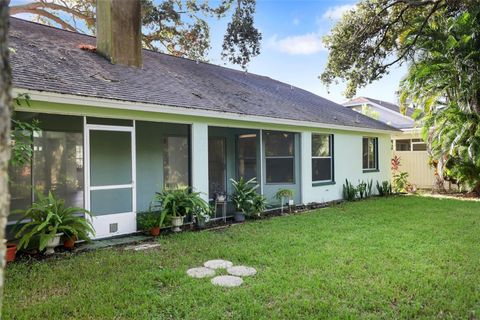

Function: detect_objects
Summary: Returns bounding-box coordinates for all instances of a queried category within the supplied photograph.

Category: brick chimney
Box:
[96,0,142,67]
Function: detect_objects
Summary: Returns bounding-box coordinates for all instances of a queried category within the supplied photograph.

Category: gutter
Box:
[12,88,399,134]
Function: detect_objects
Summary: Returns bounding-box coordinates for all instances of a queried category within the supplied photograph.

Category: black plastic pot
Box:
[234,212,245,222]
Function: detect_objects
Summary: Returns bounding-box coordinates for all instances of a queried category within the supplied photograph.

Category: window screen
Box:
[362,137,378,170]
[312,134,333,182]
[265,131,295,183]
[396,139,411,151]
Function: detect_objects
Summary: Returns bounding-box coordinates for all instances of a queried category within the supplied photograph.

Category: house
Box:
[343,97,435,189]
[8,7,396,239]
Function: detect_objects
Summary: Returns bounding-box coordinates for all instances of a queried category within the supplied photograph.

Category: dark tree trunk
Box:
[0,0,12,312]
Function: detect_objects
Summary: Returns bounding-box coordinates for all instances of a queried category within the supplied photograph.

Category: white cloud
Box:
[321,4,355,20]
[267,33,325,55]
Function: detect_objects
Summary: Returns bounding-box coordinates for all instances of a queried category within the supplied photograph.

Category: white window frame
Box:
[363,137,378,171]
[311,133,333,183]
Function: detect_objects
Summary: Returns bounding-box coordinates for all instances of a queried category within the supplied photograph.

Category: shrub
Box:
[154,188,210,219]
[343,179,357,201]
[376,181,392,197]
[14,192,94,251]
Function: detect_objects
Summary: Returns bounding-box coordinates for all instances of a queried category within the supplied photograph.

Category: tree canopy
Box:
[323,0,480,193]
[10,0,261,68]
[321,0,475,98]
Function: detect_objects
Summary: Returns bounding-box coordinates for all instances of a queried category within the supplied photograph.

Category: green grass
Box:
[3,196,480,319]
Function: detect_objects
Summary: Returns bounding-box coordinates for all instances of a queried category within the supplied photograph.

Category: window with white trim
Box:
[362,137,378,171]
[265,131,294,183]
[312,134,333,182]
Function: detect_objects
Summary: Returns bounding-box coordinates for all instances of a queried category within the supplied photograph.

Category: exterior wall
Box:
[301,130,391,204]
[392,131,435,189]
[15,99,394,208]
[136,121,189,212]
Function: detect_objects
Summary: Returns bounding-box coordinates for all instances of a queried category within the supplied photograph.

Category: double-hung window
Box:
[362,137,378,171]
[312,134,334,183]
[265,131,295,183]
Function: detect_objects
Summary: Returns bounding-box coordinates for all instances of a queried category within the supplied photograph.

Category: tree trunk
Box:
[0,1,12,314]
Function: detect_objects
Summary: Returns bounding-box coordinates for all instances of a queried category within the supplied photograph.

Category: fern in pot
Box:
[231,177,259,222]
[137,207,167,237]
[14,192,94,254]
[155,188,209,232]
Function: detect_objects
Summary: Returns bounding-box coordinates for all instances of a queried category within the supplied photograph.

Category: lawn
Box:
[3,196,480,319]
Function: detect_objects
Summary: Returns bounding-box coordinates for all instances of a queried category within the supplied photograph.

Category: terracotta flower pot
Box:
[6,244,16,262]
[63,235,77,249]
[150,227,160,236]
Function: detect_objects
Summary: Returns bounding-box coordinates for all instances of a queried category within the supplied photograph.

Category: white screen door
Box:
[85,124,136,239]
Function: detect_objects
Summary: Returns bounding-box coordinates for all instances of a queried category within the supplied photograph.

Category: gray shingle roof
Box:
[345,97,414,118]
[9,18,396,132]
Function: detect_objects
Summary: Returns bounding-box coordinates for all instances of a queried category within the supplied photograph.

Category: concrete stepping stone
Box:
[186,267,216,278]
[227,266,257,277]
[204,259,233,270]
[124,243,161,251]
[211,275,243,287]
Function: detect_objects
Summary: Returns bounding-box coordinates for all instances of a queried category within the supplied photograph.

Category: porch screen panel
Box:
[90,188,132,215]
[33,131,84,208]
[8,162,31,215]
[237,134,257,180]
[90,131,132,186]
[208,137,226,196]
[9,113,84,215]
[163,136,189,189]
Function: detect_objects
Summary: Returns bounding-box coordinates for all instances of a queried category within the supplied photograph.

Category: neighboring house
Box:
[8,15,396,239]
[343,97,435,189]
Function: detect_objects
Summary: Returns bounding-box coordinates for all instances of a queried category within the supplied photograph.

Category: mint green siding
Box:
[135,121,189,212]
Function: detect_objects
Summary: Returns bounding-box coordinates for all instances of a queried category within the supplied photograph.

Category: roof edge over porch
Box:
[12,88,399,134]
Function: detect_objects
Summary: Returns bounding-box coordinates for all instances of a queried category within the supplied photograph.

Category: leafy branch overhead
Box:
[320,0,474,98]
[10,0,262,68]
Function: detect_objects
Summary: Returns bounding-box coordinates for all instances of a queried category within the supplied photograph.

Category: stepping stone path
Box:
[186,267,216,278]
[227,266,257,277]
[204,259,233,270]
[211,275,243,287]
[187,259,257,287]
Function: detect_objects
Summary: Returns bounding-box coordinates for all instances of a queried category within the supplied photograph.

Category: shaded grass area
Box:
[4,196,480,319]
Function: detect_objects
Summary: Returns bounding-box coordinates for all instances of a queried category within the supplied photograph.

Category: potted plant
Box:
[155,188,209,232]
[251,194,267,218]
[194,204,212,229]
[6,243,17,262]
[14,192,94,255]
[274,189,294,214]
[231,177,259,222]
[137,206,167,237]
[61,207,95,249]
[211,183,227,202]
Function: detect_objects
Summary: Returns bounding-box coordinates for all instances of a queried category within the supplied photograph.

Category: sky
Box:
[10,0,406,104]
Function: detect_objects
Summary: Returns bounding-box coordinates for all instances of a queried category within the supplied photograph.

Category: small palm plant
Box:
[14,192,94,253]
[274,189,294,214]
